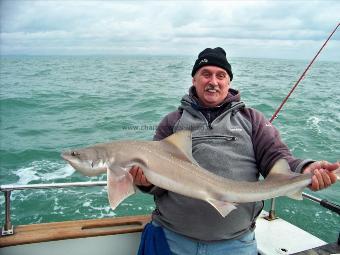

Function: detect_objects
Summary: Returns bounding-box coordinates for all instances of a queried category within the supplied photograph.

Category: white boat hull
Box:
[1,232,142,255]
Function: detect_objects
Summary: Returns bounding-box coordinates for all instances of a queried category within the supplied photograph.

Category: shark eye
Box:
[91,161,94,168]
[71,151,80,157]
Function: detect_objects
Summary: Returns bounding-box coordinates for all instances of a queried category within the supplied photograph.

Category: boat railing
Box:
[1,181,339,237]
[0,181,106,236]
[266,193,340,221]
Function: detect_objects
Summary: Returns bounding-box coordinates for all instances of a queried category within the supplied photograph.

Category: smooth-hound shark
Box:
[61,130,339,217]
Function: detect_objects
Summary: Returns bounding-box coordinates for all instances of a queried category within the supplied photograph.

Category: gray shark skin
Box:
[61,130,340,217]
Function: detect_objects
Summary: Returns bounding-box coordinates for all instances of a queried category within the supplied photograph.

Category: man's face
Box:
[192,66,230,107]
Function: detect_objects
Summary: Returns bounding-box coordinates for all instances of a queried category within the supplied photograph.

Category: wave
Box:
[306,116,322,134]
[13,160,75,185]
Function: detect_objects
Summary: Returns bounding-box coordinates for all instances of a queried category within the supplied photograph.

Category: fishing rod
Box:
[269,22,339,123]
[267,23,340,219]
[302,193,340,215]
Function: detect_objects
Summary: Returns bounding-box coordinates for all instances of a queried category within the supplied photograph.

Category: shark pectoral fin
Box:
[107,167,136,210]
[207,199,237,217]
[287,187,305,200]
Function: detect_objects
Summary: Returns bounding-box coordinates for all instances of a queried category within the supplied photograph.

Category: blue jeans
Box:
[152,222,257,255]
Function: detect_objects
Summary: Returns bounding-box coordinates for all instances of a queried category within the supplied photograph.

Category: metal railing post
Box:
[1,190,14,236]
[265,198,278,221]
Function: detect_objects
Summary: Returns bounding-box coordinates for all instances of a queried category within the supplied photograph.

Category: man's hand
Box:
[130,166,152,187]
[302,161,339,191]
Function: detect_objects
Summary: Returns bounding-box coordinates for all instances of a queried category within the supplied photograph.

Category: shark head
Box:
[61,148,108,176]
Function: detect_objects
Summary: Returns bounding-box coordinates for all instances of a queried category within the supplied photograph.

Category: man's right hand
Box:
[130,165,152,187]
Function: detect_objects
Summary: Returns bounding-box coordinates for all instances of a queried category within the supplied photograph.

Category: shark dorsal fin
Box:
[161,130,199,166]
[268,159,292,176]
[265,159,304,200]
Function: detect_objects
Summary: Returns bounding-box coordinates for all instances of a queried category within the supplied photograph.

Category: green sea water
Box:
[0,55,339,242]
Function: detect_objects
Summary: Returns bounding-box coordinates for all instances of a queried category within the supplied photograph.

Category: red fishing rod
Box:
[269,22,339,123]
[266,23,340,221]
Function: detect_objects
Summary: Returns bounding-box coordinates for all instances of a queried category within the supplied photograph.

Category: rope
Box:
[269,23,339,123]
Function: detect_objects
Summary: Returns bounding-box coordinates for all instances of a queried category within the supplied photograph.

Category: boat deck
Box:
[292,242,340,254]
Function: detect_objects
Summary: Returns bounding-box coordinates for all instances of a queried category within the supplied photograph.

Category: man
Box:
[132,47,338,255]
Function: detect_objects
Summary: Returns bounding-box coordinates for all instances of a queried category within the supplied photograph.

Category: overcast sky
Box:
[1,1,339,60]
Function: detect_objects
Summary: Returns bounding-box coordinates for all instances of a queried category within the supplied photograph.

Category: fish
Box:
[61,130,340,217]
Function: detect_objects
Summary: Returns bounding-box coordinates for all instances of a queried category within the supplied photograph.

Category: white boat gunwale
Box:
[0,215,150,248]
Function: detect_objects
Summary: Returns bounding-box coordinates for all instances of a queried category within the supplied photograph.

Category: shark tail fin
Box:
[107,166,136,210]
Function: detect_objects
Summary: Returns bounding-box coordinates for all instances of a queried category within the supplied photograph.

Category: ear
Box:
[192,76,196,87]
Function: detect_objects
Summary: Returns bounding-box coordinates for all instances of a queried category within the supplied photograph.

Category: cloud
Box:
[1,0,339,60]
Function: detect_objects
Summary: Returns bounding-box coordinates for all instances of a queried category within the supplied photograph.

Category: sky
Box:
[1,0,339,60]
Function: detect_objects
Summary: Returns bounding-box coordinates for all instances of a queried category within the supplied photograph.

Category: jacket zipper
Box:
[192,135,237,142]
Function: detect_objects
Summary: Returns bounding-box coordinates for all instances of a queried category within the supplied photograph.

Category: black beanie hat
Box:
[191,47,233,81]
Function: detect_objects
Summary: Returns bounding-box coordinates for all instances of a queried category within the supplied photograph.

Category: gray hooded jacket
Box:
[141,87,311,241]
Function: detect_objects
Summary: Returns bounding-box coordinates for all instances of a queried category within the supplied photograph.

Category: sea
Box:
[0,55,339,243]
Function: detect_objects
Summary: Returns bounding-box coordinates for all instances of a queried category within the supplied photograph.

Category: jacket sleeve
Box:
[137,110,182,194]
[153,111,181,141]
[243,108,314,177]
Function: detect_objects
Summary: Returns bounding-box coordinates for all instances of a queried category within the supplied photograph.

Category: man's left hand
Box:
[302,161,339,191]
